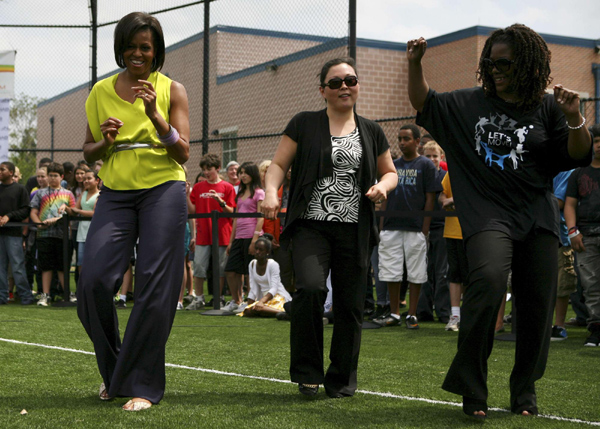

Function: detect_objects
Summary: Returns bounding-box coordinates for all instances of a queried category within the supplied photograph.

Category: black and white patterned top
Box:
[302,128,362,222]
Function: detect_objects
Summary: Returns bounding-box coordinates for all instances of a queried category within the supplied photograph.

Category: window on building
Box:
[219,127,238,166]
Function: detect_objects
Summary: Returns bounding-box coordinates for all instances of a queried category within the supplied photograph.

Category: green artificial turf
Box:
[1,299,598,428]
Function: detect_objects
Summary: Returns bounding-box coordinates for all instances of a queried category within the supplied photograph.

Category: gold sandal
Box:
[99,383,113,401]
[123,399,152,411]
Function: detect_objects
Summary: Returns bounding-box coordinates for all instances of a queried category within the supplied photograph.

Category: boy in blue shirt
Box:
[375,124,440,329]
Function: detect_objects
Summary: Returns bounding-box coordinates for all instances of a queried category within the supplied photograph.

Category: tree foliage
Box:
[8,93,44,182]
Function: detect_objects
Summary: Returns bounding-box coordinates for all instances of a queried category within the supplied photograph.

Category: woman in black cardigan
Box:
[262,57,397,398]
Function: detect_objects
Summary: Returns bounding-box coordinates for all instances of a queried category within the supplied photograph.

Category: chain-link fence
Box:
[2,0,352,186]
[2,1,598,187]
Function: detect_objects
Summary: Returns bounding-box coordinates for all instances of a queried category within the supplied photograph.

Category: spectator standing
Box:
[0,162,34,305]
[225,160,240,193]
[224,162,264,312]
[564,127,600,346]
[25,158,51,194]
[439,174,468,332]
[417,140,450,323]
[29,162,76,306]
[374,124,438,329]
[65,170,100,283]
[186,153,236,310]
[549,169,577,341]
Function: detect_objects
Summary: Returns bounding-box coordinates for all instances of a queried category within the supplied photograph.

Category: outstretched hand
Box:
[553,85,582,120]
[407,37,427,63]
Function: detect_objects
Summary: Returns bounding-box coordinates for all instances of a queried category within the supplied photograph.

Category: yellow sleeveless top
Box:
[85,71,185,190]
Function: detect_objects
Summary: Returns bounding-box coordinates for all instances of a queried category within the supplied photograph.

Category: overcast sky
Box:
[0,0,598,99]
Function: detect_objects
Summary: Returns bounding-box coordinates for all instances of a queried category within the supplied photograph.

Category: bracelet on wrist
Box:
[566,116,586,130]
[219,200,226,208]
[253,231,261,235]
[568,230,580,239]
[157,125,180,146]
[568,226,578,233]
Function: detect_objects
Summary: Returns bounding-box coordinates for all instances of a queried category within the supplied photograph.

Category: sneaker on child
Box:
[232,302,247,314]
[186,297,205,311]
[445,315,460,332]
[37,293,49,307]
[373,314,401,327]
[406,315,419,330]
[550,325,568,341]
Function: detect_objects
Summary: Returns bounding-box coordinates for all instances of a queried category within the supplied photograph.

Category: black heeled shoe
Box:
[298,383,319,396]
[463,396,487,419]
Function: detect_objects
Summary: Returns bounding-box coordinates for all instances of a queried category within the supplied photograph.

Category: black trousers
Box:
[289,219,367,396]
[442,229,557,414]
[77,181,186,404]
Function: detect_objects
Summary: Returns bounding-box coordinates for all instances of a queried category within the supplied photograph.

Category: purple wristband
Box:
[157,125,180,147]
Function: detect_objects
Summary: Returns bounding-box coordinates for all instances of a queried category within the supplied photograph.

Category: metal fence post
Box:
[49,116,54,161]
[348,0,356,61]
[202,0,210,155]
[89,0,98,89]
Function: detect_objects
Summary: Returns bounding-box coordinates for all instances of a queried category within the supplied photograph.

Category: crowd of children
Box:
[2,126,599,349]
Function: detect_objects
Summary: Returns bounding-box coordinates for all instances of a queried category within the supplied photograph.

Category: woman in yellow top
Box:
[77,12,190,412]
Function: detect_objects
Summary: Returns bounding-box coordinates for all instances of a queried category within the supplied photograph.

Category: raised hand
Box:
[132,79,158,119]
[407,37,427,63]
[553,85,583,121]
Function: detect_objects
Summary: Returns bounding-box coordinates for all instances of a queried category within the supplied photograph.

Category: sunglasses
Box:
[323,75,359,89]
[482,58,515,73]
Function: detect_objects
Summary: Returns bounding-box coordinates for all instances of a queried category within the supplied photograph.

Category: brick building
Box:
[36,25,599,180]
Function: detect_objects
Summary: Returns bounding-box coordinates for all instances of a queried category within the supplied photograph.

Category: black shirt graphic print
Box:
[417,87,592,241]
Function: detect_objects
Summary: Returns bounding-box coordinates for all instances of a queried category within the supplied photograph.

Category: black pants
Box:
[417,226,450,319]
[442,229,557,414]
[77,181,186,404]
[289,219,367,396]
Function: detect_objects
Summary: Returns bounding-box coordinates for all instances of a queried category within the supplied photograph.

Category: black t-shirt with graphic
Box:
[383,155,440,232]
[417,87,592,241]
[566,165,600,237]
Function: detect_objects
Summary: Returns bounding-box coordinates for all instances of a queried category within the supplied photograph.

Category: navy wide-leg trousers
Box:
[77,181,186,404]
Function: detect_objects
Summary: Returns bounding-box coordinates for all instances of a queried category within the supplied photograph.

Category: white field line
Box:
[1,337,599,426]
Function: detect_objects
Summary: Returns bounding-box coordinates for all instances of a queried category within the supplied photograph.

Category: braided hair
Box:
[477,24,552,112]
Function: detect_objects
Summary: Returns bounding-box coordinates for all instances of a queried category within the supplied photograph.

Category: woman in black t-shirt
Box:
[262,57,397,398]
[407,24,592,418]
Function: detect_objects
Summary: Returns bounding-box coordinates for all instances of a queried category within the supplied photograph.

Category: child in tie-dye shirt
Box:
[29,162,76,307]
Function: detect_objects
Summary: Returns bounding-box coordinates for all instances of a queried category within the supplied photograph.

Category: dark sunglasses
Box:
[482,58,515,73]
[323,76,359,89]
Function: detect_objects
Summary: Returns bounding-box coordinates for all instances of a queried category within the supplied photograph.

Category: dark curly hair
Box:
[477,24,552,112]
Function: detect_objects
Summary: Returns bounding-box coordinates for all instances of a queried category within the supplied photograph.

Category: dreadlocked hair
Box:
[477,23,552,112]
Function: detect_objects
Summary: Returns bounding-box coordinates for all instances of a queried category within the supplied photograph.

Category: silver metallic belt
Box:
[113,143,163,153]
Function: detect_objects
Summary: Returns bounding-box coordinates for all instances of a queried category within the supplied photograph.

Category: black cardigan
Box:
[280,108,390,267]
